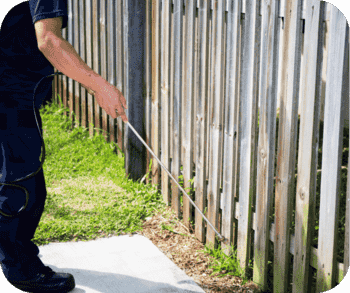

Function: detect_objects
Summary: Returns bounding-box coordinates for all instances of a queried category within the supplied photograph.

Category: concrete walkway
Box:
[1,234,205,293]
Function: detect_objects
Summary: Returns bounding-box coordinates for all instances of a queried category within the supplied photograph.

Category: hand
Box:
[93,80,128,122]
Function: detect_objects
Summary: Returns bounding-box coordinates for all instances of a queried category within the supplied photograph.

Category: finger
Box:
[110,107,117,119]
[110,110,118,119]
[117,109,128,122]
[115,108,125,120]
[116,109,125,117]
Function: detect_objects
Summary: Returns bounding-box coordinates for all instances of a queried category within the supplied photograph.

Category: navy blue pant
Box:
[0,106,47,282]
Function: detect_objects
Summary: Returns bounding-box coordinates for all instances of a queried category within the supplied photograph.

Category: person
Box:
[0,1,128,292]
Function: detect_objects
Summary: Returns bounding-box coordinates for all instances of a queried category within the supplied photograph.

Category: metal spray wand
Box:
[126,121,225,242]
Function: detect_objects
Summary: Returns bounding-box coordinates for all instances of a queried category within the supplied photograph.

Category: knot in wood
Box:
[299,187,307,200]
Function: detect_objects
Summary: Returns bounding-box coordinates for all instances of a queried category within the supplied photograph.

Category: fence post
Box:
[123,0,146,181]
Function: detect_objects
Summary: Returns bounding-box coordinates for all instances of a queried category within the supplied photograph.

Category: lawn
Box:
[33,99,167,246]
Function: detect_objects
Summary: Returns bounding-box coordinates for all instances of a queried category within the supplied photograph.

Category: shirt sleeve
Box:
[29,0,68,29]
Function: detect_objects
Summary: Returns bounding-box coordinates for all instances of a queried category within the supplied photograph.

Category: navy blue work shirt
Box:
[0,0,68,110]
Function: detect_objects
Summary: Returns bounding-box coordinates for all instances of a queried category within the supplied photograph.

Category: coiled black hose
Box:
[0,72,64,217]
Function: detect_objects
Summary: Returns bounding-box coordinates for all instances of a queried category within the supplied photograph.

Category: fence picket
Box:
[123,0,129,157]
[221,0,241,255]
[100,0,108,141]
[193,6,198,168]
[170,3,175,176]
[206,2,214,193]
[73,0,81,127]
[142,0,151,180]
[316,7,348,292]
[92,0,101,135]
[67,0,75,119]
[253,0,279,290]
[107,0,116,143]
[172,0,183,217]
[206,0,224,247]
[85,0,94,136]
[182,0,196,228]
[274,0,303,291]
[161,0,171,204]
[237,0,259,270]
[292,1,324,292]
[194,0,210,243]
[79,0,87,129]
[116,0,124,154]
[61,28,67,111]
[151,0,161,186]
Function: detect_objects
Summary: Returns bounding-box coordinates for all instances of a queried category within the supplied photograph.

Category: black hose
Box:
[0,72,64,217]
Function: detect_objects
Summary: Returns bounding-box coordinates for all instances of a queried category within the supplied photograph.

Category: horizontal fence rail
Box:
[53,1,349,292]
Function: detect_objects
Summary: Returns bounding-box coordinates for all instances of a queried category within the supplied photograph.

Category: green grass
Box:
[33,98,167,246]
[198,242,253,286]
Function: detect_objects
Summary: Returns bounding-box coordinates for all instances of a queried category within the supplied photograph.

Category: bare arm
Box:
[34,17,128,122]
[35,17,97,94]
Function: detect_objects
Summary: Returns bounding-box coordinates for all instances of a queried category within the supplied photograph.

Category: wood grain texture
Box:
[292,1,324,292]
[161,0,171,204]
[195,0,210,244]
[151,0,160,186]
[316,6,348,291]
[253,0,279,290]
[172,0,183,218]
[237,0,259,271]
[206,0,225,248]
[221,0,241,255]
[183,0,196,228]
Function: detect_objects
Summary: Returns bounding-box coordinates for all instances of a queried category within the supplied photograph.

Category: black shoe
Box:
[8,266,75,293]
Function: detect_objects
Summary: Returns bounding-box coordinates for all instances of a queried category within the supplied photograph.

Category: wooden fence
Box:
[52,0,349,292]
